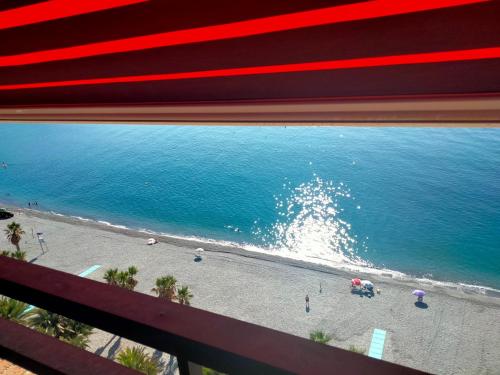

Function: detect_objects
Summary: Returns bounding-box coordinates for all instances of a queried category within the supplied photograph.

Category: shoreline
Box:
[2,202,499,300]
[1,204,500,374]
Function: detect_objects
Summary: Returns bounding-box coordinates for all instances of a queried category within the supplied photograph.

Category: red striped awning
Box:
[0,0,499,108]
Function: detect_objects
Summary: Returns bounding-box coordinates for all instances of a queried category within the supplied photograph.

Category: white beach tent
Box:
[361,280,374,289]
[195,248,204,260]
[147,238,157,245]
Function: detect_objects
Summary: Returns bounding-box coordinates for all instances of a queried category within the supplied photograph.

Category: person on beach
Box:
[305,294,310,310]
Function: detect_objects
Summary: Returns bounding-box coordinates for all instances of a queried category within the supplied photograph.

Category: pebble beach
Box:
[1,207,500,375]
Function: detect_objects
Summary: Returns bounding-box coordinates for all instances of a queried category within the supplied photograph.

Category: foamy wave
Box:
[71,215,90,222]
[138,228,157,235]
[25,204,500,295]
[394,274,499,295]
[97,220,128,230]
[156,231,246,249]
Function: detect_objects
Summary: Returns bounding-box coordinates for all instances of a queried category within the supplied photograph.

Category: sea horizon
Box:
[1,124,499,289]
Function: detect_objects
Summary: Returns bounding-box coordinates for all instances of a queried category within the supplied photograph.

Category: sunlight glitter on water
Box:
[254,177,370,267]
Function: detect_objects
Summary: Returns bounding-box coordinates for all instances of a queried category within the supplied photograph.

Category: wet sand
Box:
[1,207,500,375]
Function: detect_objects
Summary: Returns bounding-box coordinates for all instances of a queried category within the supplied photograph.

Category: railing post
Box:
[177,357,203,375]
[177,357,190,375]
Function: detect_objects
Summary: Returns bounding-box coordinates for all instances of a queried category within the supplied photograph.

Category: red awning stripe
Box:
[0,0,488,67]
[1,46,499,91]
[0,0,148,31]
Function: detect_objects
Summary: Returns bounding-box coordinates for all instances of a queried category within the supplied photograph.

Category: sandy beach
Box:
[1,206,500,375]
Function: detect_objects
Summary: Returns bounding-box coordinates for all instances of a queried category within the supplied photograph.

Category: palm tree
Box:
[104,267,139,290]
[30,309,62,337]
[126,266,138,290]
[152,276,177,301]
[4,222,25,251]
[59,318,93,349]
[30,309,93,349]
[177,285,193,306]
[10,250,27,261]
[117,346,159,375]
[309,330,332,345]
[0,297,35,325]
[104,268,119,286]
[117,271,129,288]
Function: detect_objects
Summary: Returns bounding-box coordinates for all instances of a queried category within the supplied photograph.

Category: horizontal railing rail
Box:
[1,96,500,125]
[0,257,428,374]
[0,317,137,375]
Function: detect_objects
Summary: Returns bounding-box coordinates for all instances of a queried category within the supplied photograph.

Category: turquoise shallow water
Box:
[0,124,499,288]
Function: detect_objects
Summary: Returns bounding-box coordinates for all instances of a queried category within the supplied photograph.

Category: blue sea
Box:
[0,124,499,289]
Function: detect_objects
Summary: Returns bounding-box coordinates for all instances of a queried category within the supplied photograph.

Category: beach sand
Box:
[1,206,500,375]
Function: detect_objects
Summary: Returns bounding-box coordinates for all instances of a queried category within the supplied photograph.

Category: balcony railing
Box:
[0,257,428,374]
[0,318,137,375]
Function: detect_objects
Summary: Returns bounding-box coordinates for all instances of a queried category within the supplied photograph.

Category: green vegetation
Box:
[177,285,193,306]
[126,266,138,290]
[0,296,93,349]
[0,249,27,261]
[0,297,35,325]
[116,346,160,375]
[4,222,25,251]
[152,275,177,301]
[11,250,27,261]
[348,345,366,355]
[30,309,93,349]
[151,276,194,305]
[104,268,119,285]
[104,266,139,291]
[309,330,332,345]
[202,367,226,375]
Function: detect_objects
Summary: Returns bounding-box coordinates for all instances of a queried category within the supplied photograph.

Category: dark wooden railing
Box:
[0,318,137,375]
[0,257,428,374]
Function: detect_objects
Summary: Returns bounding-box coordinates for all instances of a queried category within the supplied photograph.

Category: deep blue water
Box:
[0,124,499,288]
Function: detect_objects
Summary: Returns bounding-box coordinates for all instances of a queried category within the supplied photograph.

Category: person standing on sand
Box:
[305,294,310,310]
